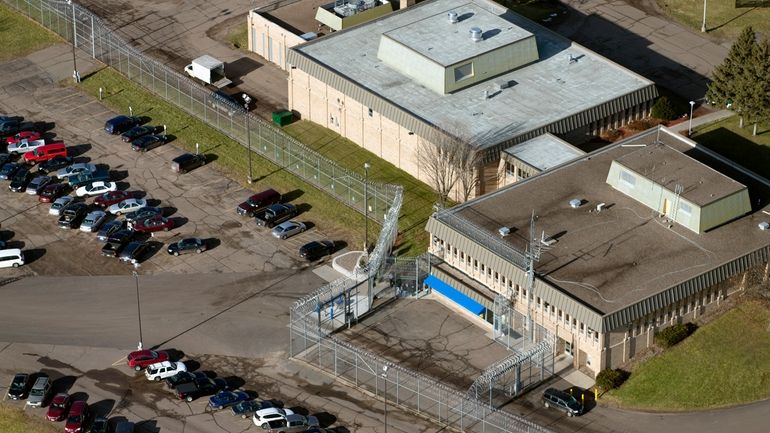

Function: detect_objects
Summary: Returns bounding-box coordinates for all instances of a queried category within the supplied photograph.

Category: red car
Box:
[5,130,41,145]
[127,349,169,371]
[46,393,71,421]
[64,400,90,433]
[93,190,135,208]
[133,215,174,233]
[38,183,68,203]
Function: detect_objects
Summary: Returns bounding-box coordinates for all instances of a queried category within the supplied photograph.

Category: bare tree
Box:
[455,143,483,202]
[415,129,463,206]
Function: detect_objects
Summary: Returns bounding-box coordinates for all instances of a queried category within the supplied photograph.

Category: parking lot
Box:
[0,46,342,280]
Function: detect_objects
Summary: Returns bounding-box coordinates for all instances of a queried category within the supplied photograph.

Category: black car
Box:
[58,202,88,229]
[299,240,335,261]
[0,153,11,167]
[104,115,141,135]
[0,119,35,136]
[8,166,31,192]
[126,207,163,224]
[101,229,134,257]
[0,162,20,180]
[165,371,208,390]
[542,388,583,417]
[89,417,109,433]
[119,241,149,265]
[171,153,206,173]
[96,220,125,242]
[37,156,74,174]
[254,203,298,228]
[167,238,207,256]
[131,134,167,152]
[120,125,159,142]
[209,91,245,116]
[175,377,228,402]
[7,373,30,400]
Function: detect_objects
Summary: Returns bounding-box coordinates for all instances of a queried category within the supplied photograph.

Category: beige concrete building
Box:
[287,0,657,197]
[425,126,770,376]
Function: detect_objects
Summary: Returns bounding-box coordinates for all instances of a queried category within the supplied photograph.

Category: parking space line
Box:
[111,357,126,367]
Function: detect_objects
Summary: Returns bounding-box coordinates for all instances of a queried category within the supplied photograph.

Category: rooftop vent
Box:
[569,198,582,208]
[448,11,458,24]
[596,202,607,212]
[759,222,770,231]
[498,227,511,237]
[470,27,482,42]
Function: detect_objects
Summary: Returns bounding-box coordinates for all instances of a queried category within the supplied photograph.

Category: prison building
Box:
[286,0,657,198]
[425,126,770,376]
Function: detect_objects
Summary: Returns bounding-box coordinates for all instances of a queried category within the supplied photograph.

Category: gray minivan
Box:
[26,376,50,407]
[542,388,583,416]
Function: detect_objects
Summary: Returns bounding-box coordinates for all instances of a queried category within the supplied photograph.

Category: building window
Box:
[454,62,474,81]
[481,264,485,273]
[620,170,636,189]
[473,259,478,270]
[679,202,692,217]
[506,162,515,178]
[460,252,464,260]
[368,107,373,117]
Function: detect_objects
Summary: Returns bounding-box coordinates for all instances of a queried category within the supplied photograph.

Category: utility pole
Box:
[701,0,707,33]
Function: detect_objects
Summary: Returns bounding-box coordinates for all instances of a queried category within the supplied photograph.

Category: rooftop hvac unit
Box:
[498,227,511,237]
[448,11,458,23]
[470,27,482,42]
[759,222,770,231]
[569,198,582,208]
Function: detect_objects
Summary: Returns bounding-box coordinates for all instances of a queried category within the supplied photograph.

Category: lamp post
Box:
[132,269,144,351]
[67,0,80,83]
[688,101,695,136]
[246,112,253,184]
[381,365,389,433]
[364,162,371,253]
[701,0,707,33]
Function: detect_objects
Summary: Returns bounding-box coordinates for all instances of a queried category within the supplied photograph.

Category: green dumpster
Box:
[272,110,294,127]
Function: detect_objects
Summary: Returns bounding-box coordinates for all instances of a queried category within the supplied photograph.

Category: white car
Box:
[56,163,97,180]
[252,407,295,427]
[76,181,117,197]
[49,196,74,216]
[6,138,45,154]
[144,361,187,381]
[108,198,147,215]
[79,210,107,232]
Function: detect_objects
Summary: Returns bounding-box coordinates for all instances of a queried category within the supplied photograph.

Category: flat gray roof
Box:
[503,133,584,172]
[446,127,770,314]
[383,2,532,67]
[294,0,654,148]
[616,144,746,207]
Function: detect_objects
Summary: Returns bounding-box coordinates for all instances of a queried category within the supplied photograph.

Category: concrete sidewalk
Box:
[667,109,734,133]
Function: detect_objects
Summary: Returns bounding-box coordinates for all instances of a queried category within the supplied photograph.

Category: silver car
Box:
[49,196,74,216]
[55,163,96,180]
[25,175,53,195]
[80,210,107,232]
[271,221,306,240]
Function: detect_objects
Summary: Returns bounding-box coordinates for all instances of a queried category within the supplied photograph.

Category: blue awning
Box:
[424,275,486,316]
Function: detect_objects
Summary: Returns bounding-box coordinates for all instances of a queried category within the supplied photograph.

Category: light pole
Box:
[67,0,80,83]
[246,112,253,184]
[132,269,143,351]
[381,365,388,433]
[364,162,371,253]
[701,0,707,33]
[688,101,695,136]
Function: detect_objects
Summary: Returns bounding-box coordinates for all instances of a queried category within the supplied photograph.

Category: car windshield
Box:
[10,380,24,391]
[67,414,82,423]
[30,389,44,396]
[246,197,260,206]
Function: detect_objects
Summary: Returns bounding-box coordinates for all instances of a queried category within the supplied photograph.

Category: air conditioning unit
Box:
[498,227,511,237]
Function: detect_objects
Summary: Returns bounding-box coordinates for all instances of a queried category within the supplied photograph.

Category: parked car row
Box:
[125,348,332,433]
[6,372,119,433]
[236,188,336,261]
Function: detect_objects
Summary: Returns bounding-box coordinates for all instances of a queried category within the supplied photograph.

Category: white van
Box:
[0,248,24,268]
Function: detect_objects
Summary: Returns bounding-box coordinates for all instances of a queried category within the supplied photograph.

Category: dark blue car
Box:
[104,115,141,135]
[208,390,250,410]
[131,134,167,152]
[230,399,275,419]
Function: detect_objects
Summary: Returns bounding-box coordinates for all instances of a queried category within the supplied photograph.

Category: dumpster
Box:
[272,110,294,127]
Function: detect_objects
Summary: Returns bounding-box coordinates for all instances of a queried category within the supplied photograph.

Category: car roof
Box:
[149,360,173,369]
[69,400,87,411]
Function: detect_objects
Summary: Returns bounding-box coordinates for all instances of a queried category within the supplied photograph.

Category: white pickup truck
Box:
[7,138,45,154]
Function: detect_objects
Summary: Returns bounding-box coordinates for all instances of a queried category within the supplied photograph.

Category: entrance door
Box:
[565,340,573,356]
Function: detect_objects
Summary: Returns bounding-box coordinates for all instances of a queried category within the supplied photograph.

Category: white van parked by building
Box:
[0,248,24,268]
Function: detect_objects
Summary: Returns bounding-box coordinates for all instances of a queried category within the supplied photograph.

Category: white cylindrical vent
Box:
[470,27,482,42]
[448,11,458,24]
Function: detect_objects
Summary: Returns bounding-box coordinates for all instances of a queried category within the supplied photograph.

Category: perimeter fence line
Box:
[4,0,395,223]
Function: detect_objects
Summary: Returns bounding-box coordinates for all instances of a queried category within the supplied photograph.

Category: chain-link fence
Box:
[4,0,396,223]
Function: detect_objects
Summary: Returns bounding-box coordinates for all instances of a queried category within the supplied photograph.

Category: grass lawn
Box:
[656,0,770,40]
[607,300,770,410]
[226,21,249,52]
[73,67,376,250]
[0,3,60,61]
[691,115,770,178]
[0,403,61,433]
[284,121,435,256]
